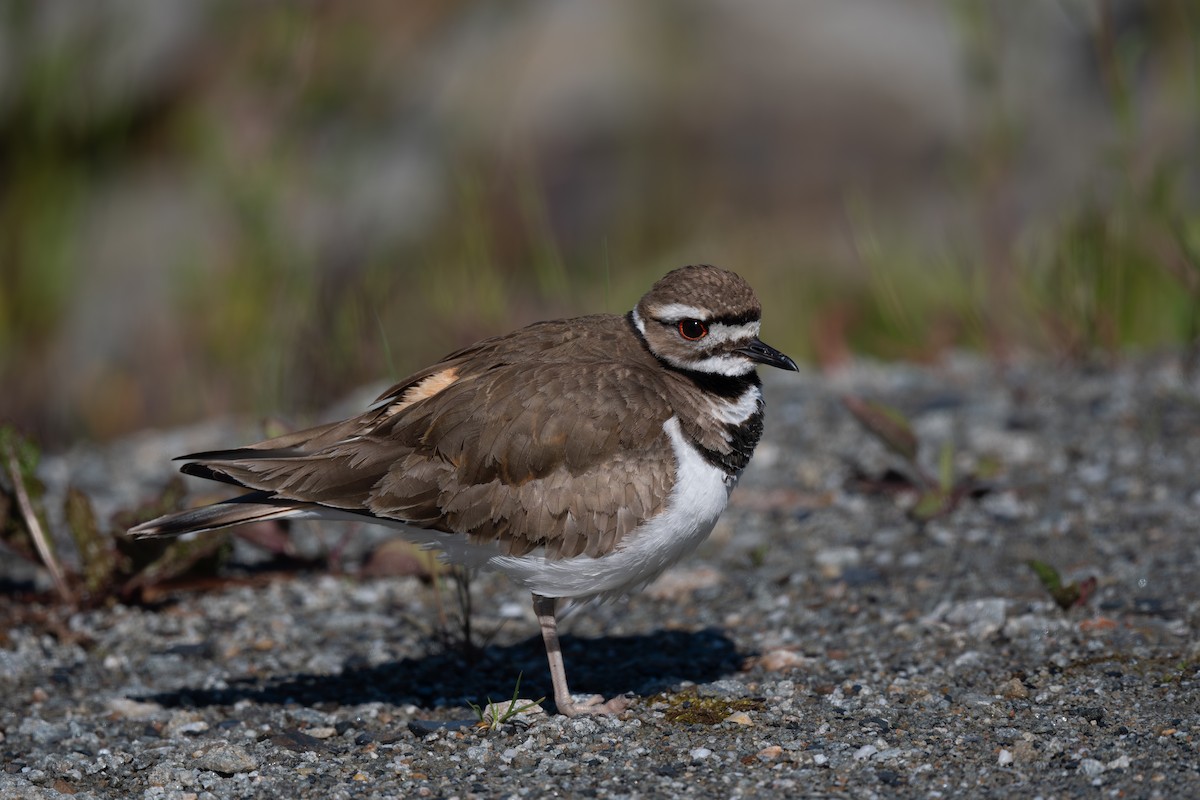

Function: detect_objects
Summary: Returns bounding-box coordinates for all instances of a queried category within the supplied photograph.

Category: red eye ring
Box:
[678,319,708,341]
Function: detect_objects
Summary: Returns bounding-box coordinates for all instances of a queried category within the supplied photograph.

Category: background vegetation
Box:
[0,1,1197,448]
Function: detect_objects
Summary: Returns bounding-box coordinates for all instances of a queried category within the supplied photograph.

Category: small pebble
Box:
[106,698,164,720]
[306,727,337,739]
[853,745,877,761]
[754,649,810,672]
[193,743,258,775]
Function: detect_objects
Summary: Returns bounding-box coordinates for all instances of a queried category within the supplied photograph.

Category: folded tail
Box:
[127,422,387,539]
[127,492,313,539]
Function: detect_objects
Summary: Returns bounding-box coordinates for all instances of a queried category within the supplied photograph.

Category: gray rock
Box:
[15,719,64,745]
[940,598,1008,639]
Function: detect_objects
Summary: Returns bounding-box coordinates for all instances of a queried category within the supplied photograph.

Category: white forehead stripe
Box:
[704,320,760,346]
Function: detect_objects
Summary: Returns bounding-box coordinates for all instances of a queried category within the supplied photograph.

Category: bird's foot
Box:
[557,694,631,717]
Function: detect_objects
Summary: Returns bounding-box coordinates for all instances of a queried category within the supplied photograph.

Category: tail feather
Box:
[172,418,355,463]
[175,447,305,463]
[178,461,252,487]
[127,493,312,539]
[130,418,385,539]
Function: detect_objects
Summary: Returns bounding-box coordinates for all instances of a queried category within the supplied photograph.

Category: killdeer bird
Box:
[130,264,797,716]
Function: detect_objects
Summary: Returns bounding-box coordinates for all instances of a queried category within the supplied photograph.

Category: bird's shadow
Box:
[139,628,743,714]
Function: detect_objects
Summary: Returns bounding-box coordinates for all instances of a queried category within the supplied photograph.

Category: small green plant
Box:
[747,543,770,568]
[1,424,73,602]
[468,672,545,730]
[1027,559,1097,611]
[431,560,510,663]
[0,424,256,606]
[841,395,982,522]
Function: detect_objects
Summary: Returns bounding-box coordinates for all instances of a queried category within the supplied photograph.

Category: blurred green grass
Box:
[0,1,1197,447]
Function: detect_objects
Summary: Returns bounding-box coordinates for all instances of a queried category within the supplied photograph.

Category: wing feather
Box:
[155,316,679,559]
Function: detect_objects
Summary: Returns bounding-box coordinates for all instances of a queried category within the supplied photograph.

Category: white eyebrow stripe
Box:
[649,302,709,321]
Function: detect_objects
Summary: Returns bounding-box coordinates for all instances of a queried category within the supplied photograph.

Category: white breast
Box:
[485,416,735,600]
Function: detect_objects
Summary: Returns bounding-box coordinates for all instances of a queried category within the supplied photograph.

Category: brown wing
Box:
[175,316,677,559]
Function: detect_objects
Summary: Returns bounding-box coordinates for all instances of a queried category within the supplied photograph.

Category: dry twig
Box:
[3,442,75,604]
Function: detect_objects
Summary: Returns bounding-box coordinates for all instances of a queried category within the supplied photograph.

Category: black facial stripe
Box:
[676,367,761,400]
[710,311,761,327]
[653,312,760,327]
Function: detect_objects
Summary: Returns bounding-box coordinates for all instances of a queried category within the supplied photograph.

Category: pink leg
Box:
[532,594,630,717]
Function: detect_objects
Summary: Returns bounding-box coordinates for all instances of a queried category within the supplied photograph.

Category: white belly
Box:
[487,416,735,600]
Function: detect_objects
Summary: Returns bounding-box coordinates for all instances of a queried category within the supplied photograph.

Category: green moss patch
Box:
[651,688,764,726]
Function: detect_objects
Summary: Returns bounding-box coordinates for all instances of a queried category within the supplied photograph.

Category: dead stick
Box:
[3,444,75,604]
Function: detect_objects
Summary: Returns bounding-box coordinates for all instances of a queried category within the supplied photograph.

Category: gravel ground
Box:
[3,355,1199,799]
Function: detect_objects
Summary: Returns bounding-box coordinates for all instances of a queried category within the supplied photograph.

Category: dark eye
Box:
[677,319,708,341]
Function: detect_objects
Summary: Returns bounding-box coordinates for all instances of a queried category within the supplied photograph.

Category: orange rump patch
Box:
[389,368,460,414]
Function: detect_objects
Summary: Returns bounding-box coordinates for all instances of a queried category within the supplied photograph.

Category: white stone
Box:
[853,744,878,761]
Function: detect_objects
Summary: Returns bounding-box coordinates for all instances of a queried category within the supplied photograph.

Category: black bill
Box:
[737,338,799,371]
